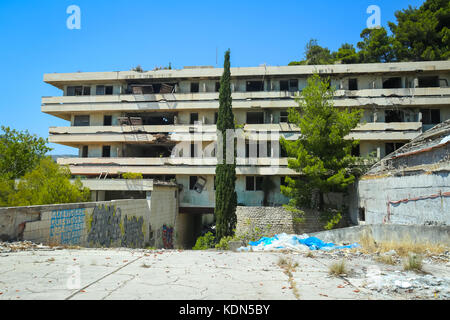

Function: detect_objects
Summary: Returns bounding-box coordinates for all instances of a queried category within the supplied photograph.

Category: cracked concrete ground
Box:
[0,247,448,300]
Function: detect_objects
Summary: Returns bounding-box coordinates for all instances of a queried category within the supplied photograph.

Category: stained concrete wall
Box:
[0,188,179,249]
[309,224,450,246]
[235,206,347,238]
[354,172,450,226]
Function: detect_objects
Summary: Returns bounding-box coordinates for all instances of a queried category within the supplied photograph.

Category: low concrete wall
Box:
[0,197,179,249]
[310,224,450,246]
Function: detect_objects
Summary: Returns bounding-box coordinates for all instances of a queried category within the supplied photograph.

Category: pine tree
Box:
[215,50,237,241]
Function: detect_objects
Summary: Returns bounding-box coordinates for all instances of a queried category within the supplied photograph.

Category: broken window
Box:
[385,142,404,155]
[246,176,255,191]
[246,112,264,124]
[289,79,298,91]
[349,78,358,90]
[383,77,402,89]
[280,111,289,123]
[131,85,154,94]
[67,86,83,96]
[74,115,90,126]
[421,109,440,124]
[103,115,112,126]
[83,86,91,95]
[190,113,199,124]
[190,82,199,93]
[102,146,111,158]
[105,86,113,95]
[385,110,404,123]
[359,208,366,222]
[189,176,197,190]
[246,176,263,191]
[418,76,439,88]
[246,81,264,92]
[280,80,289,91]
[81,146,88,158]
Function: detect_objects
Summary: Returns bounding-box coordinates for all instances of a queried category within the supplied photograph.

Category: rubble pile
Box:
[0,241,53,253]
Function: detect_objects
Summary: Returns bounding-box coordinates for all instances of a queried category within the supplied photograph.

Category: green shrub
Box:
[192,232,216,250]
[215,236,233,250]
[122,172,143,179]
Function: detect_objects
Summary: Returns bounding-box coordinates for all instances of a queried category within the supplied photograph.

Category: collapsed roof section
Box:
[366,119,450,176]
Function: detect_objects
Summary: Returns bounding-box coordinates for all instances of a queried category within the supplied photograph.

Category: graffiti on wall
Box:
[121,216,144,248]
[87,204,122,246]
[87,204,145,248]
[49,208,85,245]
[161,224,174,249]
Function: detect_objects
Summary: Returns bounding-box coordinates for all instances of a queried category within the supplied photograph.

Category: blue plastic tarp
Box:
[242,234,359,251]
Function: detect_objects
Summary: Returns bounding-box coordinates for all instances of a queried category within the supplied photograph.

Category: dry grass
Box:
[375,255,396,265]
[305,251,315,258]
[358,233,446,257]
[277,256,300,299]
[328,260,347,276]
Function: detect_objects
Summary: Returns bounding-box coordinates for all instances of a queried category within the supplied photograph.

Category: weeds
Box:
[277,256,300,299]
[375,255,396,265]
[403,253,423,272]
[328,260,347,276]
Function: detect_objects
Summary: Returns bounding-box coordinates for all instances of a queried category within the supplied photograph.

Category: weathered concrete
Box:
[0,188,178,249]
[309,224,450,246]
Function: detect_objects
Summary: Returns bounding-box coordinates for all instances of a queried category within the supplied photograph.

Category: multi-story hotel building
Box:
[42,61,450,218]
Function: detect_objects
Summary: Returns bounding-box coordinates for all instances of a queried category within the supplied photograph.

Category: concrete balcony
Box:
[57,157,289,166]
[346,122,422,141]
[41,88,450,117]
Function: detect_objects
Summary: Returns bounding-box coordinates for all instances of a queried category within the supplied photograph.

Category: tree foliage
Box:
[215,49,237,241]
[7,157,90,207]
[389,0,450,61]
[0,126,52,180]
[357,27,396,63]
[280,74,362,216]
[288,0,450,65]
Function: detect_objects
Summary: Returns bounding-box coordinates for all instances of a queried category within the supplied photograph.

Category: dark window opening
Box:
[74,115,90,126]
[383,77,402,89]
[214,176,216,190]
[190,82,199,93]
[189,176,197,190]
[67,86,83,96]
[421,109,440,125]
[246,176,255,191]
[418,76,439,88]
[81,146,88,158]
[83,86,91,95]
[280,145,288,157]
[289,79,298,91]
[124,113,175,125]
[102,146,111,158]
[255,177,263,191]
[280,80,289,91]
[105,86,113,95]
[359,208,365,222]
[246,112,264,124]
[385,110,404,123]
[96,85,105,95]
[103,115,112,126]
[215,82,220,92]
[385,142,405,155]
[280,177,286,186]
[280,111,289,123]
[246,81,264,92]
[123,144,173,158]
[214,112,218,124]
[349,78,358,90]
[190,113,199,124]
[190,143,196,158]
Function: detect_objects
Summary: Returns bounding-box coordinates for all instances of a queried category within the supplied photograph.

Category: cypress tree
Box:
[215,50,237,240]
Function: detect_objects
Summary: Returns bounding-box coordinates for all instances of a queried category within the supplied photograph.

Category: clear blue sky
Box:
[0,0,424,155]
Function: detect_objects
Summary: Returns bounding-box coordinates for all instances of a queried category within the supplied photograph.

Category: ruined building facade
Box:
[42,61,450,219]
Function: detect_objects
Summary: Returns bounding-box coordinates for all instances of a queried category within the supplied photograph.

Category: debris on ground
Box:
[236,233,360,252]
[0,241,54,253]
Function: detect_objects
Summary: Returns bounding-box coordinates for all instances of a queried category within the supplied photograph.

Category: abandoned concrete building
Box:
[41,60,450,245]
[352,119,450,226]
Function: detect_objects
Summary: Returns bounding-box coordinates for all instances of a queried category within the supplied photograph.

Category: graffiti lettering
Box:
[49,208,85,245]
